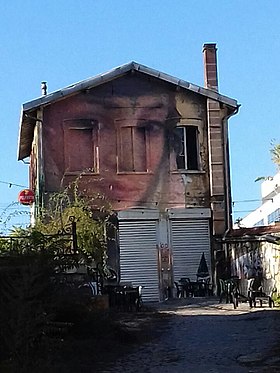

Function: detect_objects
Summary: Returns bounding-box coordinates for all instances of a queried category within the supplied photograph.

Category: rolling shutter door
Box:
[119,220,159,302]
[171,219,211,282]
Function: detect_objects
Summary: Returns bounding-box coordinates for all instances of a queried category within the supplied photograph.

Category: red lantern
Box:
[18,189,35,205]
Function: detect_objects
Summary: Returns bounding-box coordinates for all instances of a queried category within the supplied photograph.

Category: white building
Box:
[238,172,280,227]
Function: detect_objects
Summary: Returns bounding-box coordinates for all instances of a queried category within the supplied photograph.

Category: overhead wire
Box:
[0,180,28,188]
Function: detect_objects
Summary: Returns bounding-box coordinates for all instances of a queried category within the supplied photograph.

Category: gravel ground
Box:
[99,298,280,373]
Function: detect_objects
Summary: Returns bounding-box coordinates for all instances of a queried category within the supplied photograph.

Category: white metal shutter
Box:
[119,220,159,302]
[171,219,211,282]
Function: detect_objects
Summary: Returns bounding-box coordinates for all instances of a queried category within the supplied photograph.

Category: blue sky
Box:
[0,1,279,231]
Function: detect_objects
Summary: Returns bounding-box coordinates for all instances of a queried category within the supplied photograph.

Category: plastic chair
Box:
[248,278,276,308]
[174,281,184,298]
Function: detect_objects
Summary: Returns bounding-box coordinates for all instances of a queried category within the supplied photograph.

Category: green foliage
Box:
[0,202,30,235]
[34,180,114,265]
[270,141,280,170]
[0,179,116,371]
[254,141,280,183]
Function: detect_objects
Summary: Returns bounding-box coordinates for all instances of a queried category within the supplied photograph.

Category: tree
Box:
[254,141,280,182]
[270,142,280,170]
[0,181,114,371]
[34,178,114,266]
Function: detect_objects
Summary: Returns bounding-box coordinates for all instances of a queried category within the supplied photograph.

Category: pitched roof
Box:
[18,61,239,160]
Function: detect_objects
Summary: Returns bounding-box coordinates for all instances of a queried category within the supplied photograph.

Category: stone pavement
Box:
[100,297,280,373]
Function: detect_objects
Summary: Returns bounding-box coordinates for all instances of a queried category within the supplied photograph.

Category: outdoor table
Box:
[178,278,192,297]
[103,284,141,311]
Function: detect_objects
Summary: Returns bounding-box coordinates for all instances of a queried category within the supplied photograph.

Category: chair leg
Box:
[232,293,238,309]
[249,298,253,308]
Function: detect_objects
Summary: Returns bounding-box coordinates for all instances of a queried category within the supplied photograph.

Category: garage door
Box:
[119,220,159,302]
[171,219,211,282]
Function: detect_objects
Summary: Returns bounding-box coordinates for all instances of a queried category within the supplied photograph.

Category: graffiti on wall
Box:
[231,242,263,279]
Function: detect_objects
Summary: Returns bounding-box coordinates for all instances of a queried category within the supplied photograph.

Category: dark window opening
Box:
[174,125,199,170]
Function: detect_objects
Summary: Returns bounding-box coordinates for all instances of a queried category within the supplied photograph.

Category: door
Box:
[118,219,160,301]
[170,219,211,282]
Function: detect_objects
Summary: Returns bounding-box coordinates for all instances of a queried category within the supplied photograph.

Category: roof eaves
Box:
[22,61,136,112]
[134,63,238,108]
[22,61,238,113]
[17,108,37,160]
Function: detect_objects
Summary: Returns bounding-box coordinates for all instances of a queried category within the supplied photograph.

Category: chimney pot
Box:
[41,81,47,96]
[203,43,218,91]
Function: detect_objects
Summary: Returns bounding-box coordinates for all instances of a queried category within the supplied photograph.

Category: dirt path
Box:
[99,298,280,373]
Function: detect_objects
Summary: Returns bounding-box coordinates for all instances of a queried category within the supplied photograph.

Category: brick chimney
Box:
[203,43,218,91]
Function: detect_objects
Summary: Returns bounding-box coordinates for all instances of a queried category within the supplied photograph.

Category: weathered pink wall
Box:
[42,73,209,211]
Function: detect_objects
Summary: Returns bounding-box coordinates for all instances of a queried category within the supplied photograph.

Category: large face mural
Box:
[44,75,204,210]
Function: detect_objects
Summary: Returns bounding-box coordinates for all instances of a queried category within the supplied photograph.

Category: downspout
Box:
[222,105,240,277]
[222,104,240,232]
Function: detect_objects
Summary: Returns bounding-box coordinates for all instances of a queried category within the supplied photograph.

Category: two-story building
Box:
[17,44,239,301]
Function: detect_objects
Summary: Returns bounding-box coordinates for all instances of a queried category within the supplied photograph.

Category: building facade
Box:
[237,172,280,228]
[18,44,239,301]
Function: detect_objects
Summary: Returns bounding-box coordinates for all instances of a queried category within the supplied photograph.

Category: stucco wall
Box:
[230,240,280,296]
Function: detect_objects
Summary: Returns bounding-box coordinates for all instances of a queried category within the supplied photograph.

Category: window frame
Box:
[173,124,200,172]
[116,120,152,174]
[63,118,99,175]
[267,208,280,224]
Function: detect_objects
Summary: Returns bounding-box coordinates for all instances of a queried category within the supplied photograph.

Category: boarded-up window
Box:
[63,119,98,173]
[118,125,147,172]
[174,125,199,170]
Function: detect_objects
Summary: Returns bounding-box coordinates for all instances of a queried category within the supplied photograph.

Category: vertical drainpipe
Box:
[222,106,240,233]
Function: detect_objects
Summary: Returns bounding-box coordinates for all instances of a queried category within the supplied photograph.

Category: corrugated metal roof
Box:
[18,61,239,160]
[229,224,280,237]
[224,224,280,243]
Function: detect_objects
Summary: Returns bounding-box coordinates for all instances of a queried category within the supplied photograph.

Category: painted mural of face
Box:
[70,91,185,209]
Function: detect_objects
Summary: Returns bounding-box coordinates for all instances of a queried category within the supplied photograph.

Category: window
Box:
[174,125,199,170]
[117,119,168,173]
[118,123,148,172]
[254,219,264,227]
[268,208,280,224]
[63,119,98,173]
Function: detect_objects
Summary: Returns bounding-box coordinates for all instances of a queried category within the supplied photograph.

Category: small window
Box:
[174,125,199,170]
[268,208,280,224]
[254,219,264,227]
[63,119,98,173]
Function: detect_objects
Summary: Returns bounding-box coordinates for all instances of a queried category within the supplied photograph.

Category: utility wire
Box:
[232,199,261,203]
[0,180,27,188]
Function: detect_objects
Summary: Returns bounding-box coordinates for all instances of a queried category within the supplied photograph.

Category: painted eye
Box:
[139,121,162,132]
[149,122,162,132]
